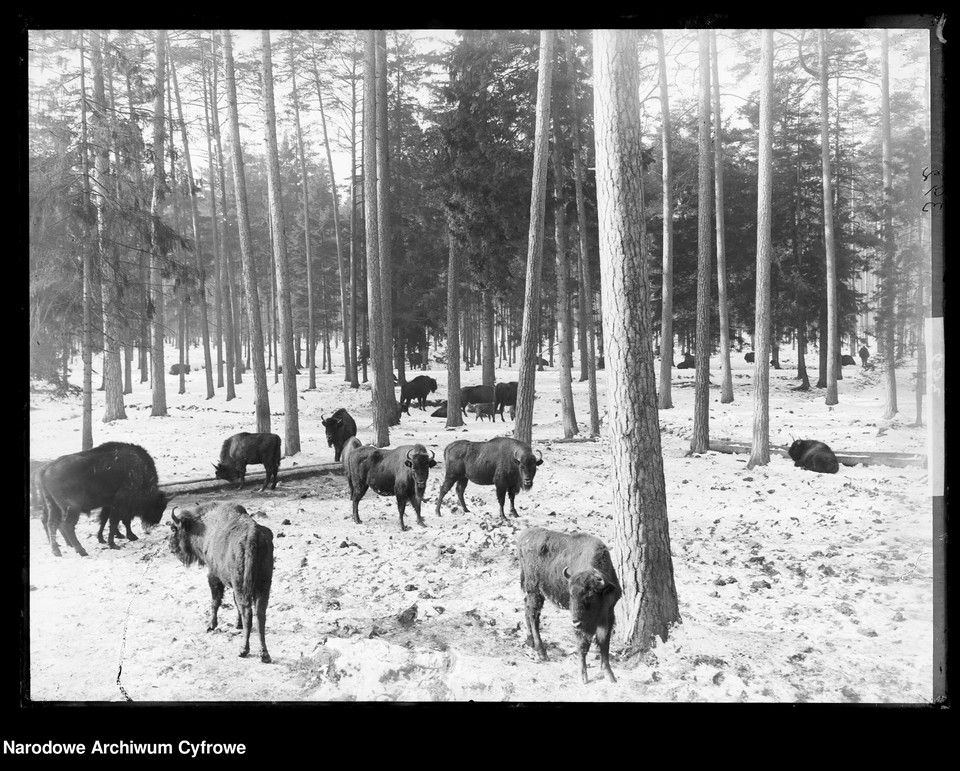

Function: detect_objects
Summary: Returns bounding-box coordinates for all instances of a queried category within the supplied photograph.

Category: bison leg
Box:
[508,489,519,518]
[396,498,409,532]
[61,508,88,557]
[524,592,547,660]
[256,592,271,663]
[334,443,343,463]
[207,575,225,632]
[42,503,63,558]
[596,614,617,683]
[410,496,427,528]
[434,477,454,517]
[454,479,469,513]
[351,483,368,524]
[96,510,109,544]
[496,487,508,519]
[237,600,253,659]
[269,466,279,490]
[575,629,593,685]
[122,517,138,541]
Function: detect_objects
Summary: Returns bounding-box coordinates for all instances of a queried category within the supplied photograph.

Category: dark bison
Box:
[535,356,549,369]
[214,433,282,491]
[841,354,856,366]
[494,381,518,421]
[168,502,274,663]
[430,402,448,418]
[36,442,169,557]
[400,375,438,411]
[517,527,622,684]
[744,352,774,365]
[341,438,437,531]
[435,437,543,520]
[459,385,496,417]
[466,402,497,421]
[676,352,695,369]
[788,439,840,474]
[169,363,191,375]
[859,346,870,366]
[276,365,301,375]
[408,352,424,370]
[321,409,358,462]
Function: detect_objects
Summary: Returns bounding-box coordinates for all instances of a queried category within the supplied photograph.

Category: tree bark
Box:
[820,30,840,406]
[222,29,270,433]
[149,30,168,418]
[690,30,713,454]
[445,215,464,428]
[481,289,496,389]
[747,30,775,469]
[514,30,554,447]
[656,30,675,410]
[880,30,898,419]
[594,28,679,652]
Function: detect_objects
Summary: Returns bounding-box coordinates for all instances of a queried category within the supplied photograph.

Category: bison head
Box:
[213,462,241,483]
[427,377,438,393]
[139,490,171,528]
[404,447,437,499]
[514,448,543,491]
[563,567,617,635]
[168,508,203,568]
[787,439,809,462]
[322,415,343,446]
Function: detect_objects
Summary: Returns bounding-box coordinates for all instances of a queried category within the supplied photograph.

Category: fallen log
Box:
[707,441,927,469]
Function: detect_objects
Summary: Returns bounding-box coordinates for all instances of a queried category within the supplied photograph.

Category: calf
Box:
[459,385,495,417]
[517,527,622,684]
[321,409,358,462]
[466,402,497,421]
[214,433,282,491]
[788,439,840,474]
[494,381,518,421]
[342,439,437,531]
[168,502,274,663]
[435,437,543,520]
[37,442,169,557]
[400,375,438,411]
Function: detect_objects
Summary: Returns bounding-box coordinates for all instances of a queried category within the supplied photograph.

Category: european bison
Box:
[36,442,169,557]
[168,502,274,663]
[744,352,774,365]
[676,352,695,369]
[408,352,424,370]
[321,409,358,462]
[517,527,622,684]
[430,402,448,418]
[400,375,438,411]
[859,346,870,366]
[788,439,840,474]
[459,385,496,417]
[494,381,518,421]
[466,402,497,421]
[169,363,191,375]
[435,437,543,520]
[214,433,282,491]
[341,438,437,531]
[841,354,856,366]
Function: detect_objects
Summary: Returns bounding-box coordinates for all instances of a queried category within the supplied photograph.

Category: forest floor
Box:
[26,346,935,704]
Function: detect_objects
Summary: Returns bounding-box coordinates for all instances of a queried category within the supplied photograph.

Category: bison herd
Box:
[30,364,845,684]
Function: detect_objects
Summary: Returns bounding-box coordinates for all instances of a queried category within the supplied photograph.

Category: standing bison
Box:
[494,381,518,421]
[214,433,282,491]
[168,502,274,663]
[517,527,622,684]
[466,402,497,421]
[36,442,169,557]
[341,439,437,530]
[321,409,358,462]
[459,385,496,417]
[435,437,543,520]
[788,439,840,474]
[400,375,438,412]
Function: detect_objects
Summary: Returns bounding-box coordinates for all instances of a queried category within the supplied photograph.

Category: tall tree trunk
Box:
[551,113,577,438]
[690,30,712,454]
[514,30,554,447]
[880,30,898,419]
[747,30,775,469]
[482,289,496,389]
[262,31,301,453]
[349,49,361,390]
[149,30,169,418]
[656,30,675,409]
[594,28,679,652]
[564,31,599,435]
[169,39,214,400]
[310,45,352,384]
[792,97,811,390]
[222,29,270,433]
[364,29,390,446]
[819,30,840,406]
[445,215,464,428]
[711,31,733,404]
[288,35,316,391]
[78,33,95,447]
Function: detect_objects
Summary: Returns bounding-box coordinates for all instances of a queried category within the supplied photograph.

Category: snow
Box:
[26,346,935,703]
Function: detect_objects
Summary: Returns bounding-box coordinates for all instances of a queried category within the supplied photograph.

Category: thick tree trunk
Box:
[149,30,168,418]
[222,29,270,433]
[594,28,679,652]
[482,289,496,389]
[691,30,712,455]
[514,31,554,447]
[656,30,675,409]
[747,31,775,469]
[711,31,733,404]
[820,30,840,406]
[349,52,361,390]
[880,31,898,419]
[445,217,464,428]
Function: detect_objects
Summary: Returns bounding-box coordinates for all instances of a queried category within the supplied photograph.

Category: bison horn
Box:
[536,449,543,463]
[170,507,181,523]
[321,414,326,423]
[429,449,436,461]
[406,448,414,461]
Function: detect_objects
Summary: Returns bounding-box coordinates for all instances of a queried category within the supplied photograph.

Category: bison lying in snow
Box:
[840,354,856,366]
[214,433,282,491]
[676,352,695,369]
[430,402,448,418]
[435,437,543,520]
[36,442,169,557]
[168,502,274,663]
[341,438,437,531]
[466,402,497,421]
[517,527,622,684]
[400,375,438,412]
[788,439,840,474]
[321,409,358,462]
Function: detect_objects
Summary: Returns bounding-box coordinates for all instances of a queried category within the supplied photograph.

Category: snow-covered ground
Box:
[26,345,935,703]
